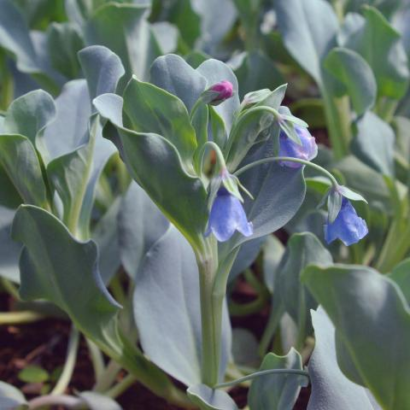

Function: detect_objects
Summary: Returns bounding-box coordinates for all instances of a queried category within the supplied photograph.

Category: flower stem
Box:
[197,250,222,387]
[106,373,137,399]
[93,360,121,392]
[86,338,105,383]
[0,310,46,325]
[51,326,80,395]
[215,368,309,389]
[234,156,339,188]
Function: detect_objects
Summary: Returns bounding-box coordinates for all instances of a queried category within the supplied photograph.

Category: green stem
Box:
[106,373,137,399]
[197,248,222,387]
[321,86,351,160]
[51,327,80,395]
[93,360,121,393]
[66,118,98,238]
[215,369,309,389]
[0,51,13,110]
[375,97,398,123]
[234,156,339,188]
[1,278,20,299]
[86,338,105,382]
[331,0,345,22]
[0,310,46,325]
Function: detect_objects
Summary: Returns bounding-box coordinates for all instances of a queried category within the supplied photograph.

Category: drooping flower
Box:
[201,80,234,106]
[324,198,368,246]
[205,188,253,242]
[279,126,318,168]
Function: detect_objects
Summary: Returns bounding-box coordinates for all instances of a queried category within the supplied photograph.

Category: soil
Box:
[0,265,309,410]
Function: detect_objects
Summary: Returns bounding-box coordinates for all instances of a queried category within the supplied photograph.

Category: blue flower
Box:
[205,188,253,242]
[324,198,368,246]
[279,126,318,168]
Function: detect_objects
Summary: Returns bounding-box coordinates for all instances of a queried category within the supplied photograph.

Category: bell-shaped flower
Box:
[324,198,368,246]
[279,126,318,168]
[201,80,234,106]
[205,187,253,242]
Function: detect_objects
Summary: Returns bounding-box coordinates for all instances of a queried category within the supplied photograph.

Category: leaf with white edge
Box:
[303,264,410,410]
[3,90,56,158]
[134,226,231,386]
[78,45,125,103]
[94,93,208,250]
[85,3,162,86]
[118,182,169,279]
[12,207,188,405]
[352,111,395,176]
[79,392,122,410]
[43,80,91,159]
[324,48,376,115]
[308,307,381,410]
[187,384,238,410]
[275,0,338,84]
[122,77,197,171]
[248,349,308,410]
[12,205,123,356]
[0,135,48,208]
[150,54,207,112]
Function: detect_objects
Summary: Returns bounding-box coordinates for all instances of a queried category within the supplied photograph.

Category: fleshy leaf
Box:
[187,384,238,410]
[324,48,376,115]
[303,264,410,409]
[248,349,308,410]
[308,307,381,410]
[134,226,231,386]
[12,205,123,355]
[118,182,169,279]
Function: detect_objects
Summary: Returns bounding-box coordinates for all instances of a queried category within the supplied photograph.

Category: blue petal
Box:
[324,199,368,246]
[279,127,318,168]
[206,190,253,242]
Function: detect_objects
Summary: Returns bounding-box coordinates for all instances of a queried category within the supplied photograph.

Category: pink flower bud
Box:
[203,80,234,106]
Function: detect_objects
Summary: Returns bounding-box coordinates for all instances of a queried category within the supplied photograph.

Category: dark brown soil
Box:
[0,280,309,410]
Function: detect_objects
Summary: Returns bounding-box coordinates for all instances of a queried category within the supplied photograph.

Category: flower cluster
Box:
[201,82,368,247]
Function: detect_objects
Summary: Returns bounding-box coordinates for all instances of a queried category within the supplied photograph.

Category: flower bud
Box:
[202,80,234,106]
